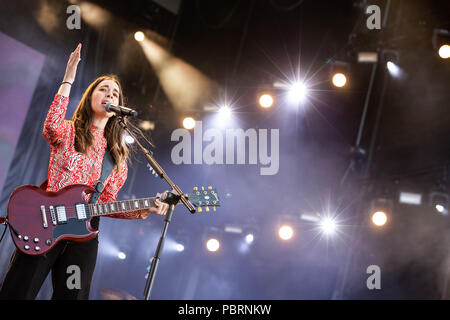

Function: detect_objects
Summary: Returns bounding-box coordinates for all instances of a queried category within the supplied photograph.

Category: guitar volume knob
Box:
[24,245,30,250]
[23,236,29,241]
[33,238,39,243]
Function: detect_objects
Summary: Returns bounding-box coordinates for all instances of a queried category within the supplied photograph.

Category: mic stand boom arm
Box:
[116,116,196,300]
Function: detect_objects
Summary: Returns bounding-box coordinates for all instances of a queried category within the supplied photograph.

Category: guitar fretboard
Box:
[88,197,156,217]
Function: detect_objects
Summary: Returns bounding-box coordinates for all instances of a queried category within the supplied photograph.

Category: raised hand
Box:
[63,43,82,84]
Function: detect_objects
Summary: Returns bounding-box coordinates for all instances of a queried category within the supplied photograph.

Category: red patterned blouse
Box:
[42,94,146,220]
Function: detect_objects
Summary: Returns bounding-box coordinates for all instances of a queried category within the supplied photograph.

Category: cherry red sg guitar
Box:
[6,183,219,255]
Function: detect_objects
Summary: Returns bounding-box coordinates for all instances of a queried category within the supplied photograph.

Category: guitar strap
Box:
[89,148,115,230]
[90,148,115,204]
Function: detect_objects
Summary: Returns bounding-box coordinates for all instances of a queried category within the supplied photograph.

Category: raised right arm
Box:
[42,44,82,145]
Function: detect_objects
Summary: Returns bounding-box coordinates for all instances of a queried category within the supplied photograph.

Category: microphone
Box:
[104,102,138,117]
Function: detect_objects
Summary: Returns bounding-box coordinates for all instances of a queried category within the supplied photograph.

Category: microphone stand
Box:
[116,115,196,300]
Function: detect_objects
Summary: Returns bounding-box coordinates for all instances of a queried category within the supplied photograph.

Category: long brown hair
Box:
[72,75,129,171]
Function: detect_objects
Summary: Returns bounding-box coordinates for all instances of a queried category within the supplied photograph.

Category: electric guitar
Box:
[5,183,220,256]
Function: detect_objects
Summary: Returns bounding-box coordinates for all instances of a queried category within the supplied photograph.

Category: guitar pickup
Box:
[55,205,67,224]
[75,203,87,220]
[49,206,57,225]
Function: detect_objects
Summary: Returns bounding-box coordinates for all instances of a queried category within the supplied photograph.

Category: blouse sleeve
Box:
[99,161,148,220]
[43,94,73,145]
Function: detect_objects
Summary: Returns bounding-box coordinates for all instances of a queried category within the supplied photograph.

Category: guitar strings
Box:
[41,197,157,218]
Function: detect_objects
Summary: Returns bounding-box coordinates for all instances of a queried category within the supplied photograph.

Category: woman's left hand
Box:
[148,192,170,216]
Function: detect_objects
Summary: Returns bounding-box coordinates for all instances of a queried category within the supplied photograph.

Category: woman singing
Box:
[0,43,169,300]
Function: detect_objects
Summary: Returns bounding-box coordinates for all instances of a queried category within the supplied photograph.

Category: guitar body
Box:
[7,184,98,256]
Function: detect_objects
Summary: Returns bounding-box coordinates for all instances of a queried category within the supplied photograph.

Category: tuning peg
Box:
[205,206,210,212]
[201,186,205,190]
[208,186,212,190]
[198,207,202,212]
[213,206,216,211]
[193,187,198,191]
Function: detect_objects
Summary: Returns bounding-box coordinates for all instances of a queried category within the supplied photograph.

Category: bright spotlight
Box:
[206,238,220,252]
[371,211,387,227]
[288,82,307,104]
[320,217,337,235]
[118,252,126,260]
[259,94,274,108]
[218,106,232,120]
[245,234,254,244]
[182,117,196,130]
[175,244,185,252]
[134,31,145,42]
[332,73,347,88]
[438,44,450,59]
[386,61,400,76]
[278,225,294,241]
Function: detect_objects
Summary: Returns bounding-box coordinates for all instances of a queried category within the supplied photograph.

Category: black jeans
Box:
[0,237,98,300]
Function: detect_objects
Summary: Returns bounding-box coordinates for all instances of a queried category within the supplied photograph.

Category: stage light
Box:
[432,29,450,59]
[182,117,196,130]
[134,31,145,42]
[75,1,114,31]
[245,234,254,244]
[369,198,392,227]
[259,94,274,108]
[332,73,347,88]
[206,238,220,252]
[218,106,232,120]
[137,36,218,112]
[429,191,449,215]
[438,45,450,59]
[382,50,402,78]
[139,120,155,131]
[118,252,126,260]
[300,213,320,222]
[399,192,422,205]
[278,225,294,241]
[386,61,400,76]
[175,244,185,252]
[320,217,337,235]
[329,61,350,88]
[371,211,387,227]
[288,82,307,104]
[357,52,378,63]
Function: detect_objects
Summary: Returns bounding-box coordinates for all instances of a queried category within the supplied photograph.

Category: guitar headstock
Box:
[187,186,220,213]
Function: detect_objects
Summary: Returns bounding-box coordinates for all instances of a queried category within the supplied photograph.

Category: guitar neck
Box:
[88,197,156,217]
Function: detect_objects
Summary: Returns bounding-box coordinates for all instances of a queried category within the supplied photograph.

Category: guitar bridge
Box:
[40,206,48,228]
